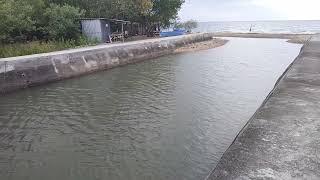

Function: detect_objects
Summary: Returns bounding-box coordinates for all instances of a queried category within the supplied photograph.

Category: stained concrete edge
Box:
[0,33,215,94]
[206,34,320,179]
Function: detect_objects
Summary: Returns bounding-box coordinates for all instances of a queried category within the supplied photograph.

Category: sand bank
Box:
[174,38,228,53]
[213,32,312,44]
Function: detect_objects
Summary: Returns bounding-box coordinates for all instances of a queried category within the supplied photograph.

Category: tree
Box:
[135,0,153,15]
[44,4,85,40]
[43,0,184,29]
[174,20,198,32]
[151,0,184,27]
[1,0,186,43]
[135,0,184,35]
[0,0,36,42]
[183,20,198,32]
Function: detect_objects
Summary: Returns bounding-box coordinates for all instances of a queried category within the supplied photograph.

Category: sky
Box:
[178,0,320,22]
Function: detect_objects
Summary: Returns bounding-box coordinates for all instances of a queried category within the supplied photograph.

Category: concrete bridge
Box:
[207,34,320,179]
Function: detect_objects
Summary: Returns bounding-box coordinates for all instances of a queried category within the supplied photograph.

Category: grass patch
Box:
[0,37,100,58]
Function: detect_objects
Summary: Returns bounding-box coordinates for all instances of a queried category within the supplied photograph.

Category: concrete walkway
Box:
[207,34,320,179]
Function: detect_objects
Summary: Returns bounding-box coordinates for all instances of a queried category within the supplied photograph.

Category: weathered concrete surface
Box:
[0,33,215,94]
[206,35,320,180]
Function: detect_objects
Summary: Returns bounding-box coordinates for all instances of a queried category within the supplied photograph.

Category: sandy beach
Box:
[174,38,228,53]
[212,32,312,44]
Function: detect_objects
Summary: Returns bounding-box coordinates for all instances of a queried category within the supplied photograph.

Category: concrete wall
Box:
[206,35,320,179]
[0,33,214,94]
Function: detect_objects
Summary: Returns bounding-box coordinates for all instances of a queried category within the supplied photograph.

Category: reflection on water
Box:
[0,38,302,180]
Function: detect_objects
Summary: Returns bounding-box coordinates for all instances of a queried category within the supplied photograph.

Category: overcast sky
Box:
[178,0,320,22]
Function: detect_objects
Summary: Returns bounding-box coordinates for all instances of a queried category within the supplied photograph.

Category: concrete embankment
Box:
[0,33,218,94]
[207,34,320,179]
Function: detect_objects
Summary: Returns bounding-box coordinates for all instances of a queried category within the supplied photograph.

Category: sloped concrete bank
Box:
[207,35,320,179]
[0,33,215,94]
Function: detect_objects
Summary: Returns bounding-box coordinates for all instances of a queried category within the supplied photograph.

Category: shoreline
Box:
[212,32,312,44]
[173,32,311,53]
[174,38,228,53]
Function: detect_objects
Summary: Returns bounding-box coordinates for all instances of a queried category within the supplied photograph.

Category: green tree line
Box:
[0,0,185,43]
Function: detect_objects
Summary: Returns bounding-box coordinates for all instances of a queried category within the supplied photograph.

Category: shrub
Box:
[174,20,198,32]
[183,20,198,32]
[0,36,99,58]
[0,0,36,42]
[44,4,85,40]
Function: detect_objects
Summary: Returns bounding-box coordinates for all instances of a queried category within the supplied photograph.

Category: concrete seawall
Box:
[0,33,214,94]
[207,35,320,179]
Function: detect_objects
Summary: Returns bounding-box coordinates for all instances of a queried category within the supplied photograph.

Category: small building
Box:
[80,18,138,43]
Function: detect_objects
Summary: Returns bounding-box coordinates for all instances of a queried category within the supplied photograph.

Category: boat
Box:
[160,28,186,37]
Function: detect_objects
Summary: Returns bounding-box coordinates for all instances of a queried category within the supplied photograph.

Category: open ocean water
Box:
[194,20,320,34]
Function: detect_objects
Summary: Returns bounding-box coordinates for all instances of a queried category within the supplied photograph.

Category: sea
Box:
[194,20,320,34]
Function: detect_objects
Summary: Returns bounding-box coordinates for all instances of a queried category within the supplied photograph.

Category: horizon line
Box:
[186,19,320,23]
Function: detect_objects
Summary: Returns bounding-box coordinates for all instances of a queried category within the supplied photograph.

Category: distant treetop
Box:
[0,0,185,43]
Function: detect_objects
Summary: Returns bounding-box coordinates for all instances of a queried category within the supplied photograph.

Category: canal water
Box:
[0,38,302,180]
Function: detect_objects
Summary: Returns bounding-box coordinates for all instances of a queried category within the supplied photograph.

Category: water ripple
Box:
[0,38,302,180]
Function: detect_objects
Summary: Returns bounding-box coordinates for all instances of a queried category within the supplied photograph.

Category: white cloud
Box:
[178,0,278,21]
[250,0,320,20]
[179,0,320,21]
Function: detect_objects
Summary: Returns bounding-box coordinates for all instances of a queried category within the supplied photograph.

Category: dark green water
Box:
[0,38,302,180]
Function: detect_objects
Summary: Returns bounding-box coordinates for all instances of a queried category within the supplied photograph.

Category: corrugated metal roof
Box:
[79,18,131,24]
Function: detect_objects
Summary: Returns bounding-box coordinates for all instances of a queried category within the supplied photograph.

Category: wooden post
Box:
[3,61,7,82]
[121,23,124,42]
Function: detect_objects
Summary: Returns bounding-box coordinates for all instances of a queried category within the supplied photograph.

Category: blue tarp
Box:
[160,29,185,37]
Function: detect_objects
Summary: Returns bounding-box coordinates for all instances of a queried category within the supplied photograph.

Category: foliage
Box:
[0,0,85,42]
[176,20,198,32]
[0,0,185,55]
[45,0,184,30]
[44,4,85,40]
[136,0,154,15]
[184,20,198,32]
[0,0,36,42]
[150,0,185,28]
[0,36,99,58]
